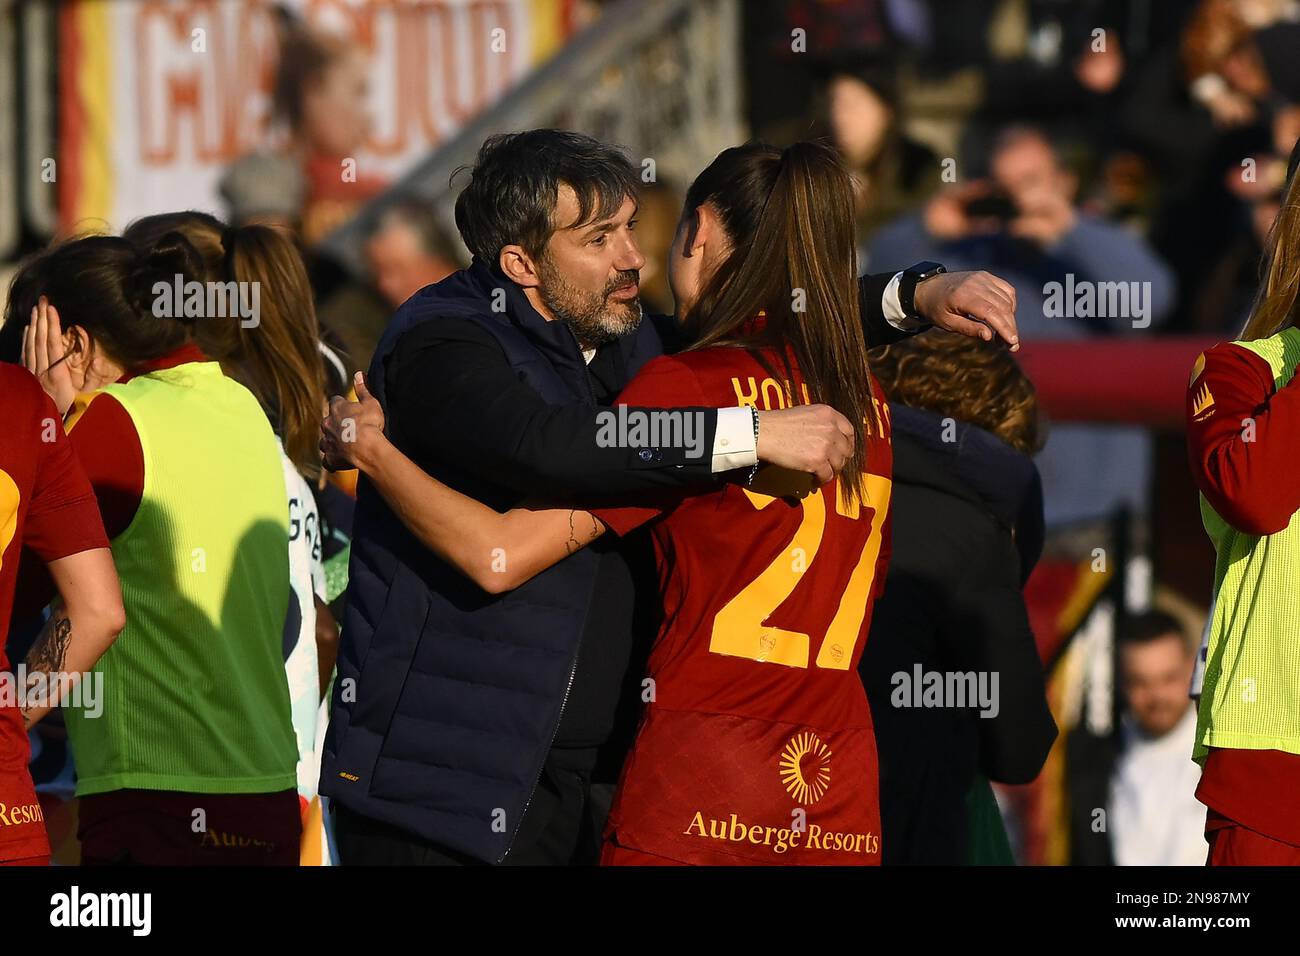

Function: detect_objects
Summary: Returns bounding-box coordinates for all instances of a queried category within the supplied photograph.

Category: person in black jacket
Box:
[861,330,1056,865]
[320,129,1021,866]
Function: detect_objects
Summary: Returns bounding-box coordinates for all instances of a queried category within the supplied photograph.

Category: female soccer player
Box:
[127,213,344,863]
[324,140,893,865]
[15,234,301,864]
[1185,142,1300,866]
[0,362,124,866]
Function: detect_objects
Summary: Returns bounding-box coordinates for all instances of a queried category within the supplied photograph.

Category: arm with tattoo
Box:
[21,609,73,728]
[19,548,125,728]
[565,510,602,556]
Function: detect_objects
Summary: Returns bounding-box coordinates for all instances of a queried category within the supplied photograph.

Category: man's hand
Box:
[321,372,387,472]
[913,270,1020,351]
[923,182,999,241]
[755,404,855,485]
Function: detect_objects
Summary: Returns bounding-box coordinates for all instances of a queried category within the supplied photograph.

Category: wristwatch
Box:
[898,261,947,323]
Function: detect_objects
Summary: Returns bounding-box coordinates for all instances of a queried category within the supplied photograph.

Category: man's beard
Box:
[538,258,643,347]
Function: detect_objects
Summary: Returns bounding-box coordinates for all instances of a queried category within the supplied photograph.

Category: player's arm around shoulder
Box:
[322,372,608,595]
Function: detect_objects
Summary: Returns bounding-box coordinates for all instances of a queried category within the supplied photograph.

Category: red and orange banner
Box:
[58,0,573,233]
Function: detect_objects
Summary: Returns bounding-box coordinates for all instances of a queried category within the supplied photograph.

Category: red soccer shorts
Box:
[1206,811,1300,866]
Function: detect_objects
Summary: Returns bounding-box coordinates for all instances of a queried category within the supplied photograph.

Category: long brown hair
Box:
[124,213,326,479]
[683,140,877,502]
[1241,144,1300,340]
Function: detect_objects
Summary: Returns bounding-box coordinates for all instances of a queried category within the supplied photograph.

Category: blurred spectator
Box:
[969,3,1135,157]
[822,61,941,255]
[1184,0,1300,129]
[365,203,461,310]
[862,330,1055,865]
[315,202,461,382]
[868,124,1175,526]
[220,15,386,245]
[869,125,1176,336]
[1122,0,1300,330]
[1194,108,1298,330]
[744,0,901,143]
[1069,611,1205,866]
[314,199,465,379]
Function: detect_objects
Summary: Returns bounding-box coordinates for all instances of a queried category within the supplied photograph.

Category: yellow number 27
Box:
[709,474,891,670]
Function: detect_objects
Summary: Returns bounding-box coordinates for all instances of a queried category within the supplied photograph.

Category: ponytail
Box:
[682,140,876,503]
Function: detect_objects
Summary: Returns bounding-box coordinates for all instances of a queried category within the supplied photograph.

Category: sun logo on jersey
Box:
[779,731,832,804]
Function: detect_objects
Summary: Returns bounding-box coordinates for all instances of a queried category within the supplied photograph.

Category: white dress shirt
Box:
[1108,705,1207,866]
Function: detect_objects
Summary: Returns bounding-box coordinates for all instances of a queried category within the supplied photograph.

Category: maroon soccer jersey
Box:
[0,364,109,862]
[592,345,893,865]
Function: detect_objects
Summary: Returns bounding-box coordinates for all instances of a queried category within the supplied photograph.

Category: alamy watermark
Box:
[890,665,1000,718]
[1043,273,1151,329]
[0,667,104,718]
[49,886,151,936]
[595,406,706,459]
[152,274,260,328]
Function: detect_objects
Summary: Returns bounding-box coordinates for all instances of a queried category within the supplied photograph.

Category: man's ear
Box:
[498,244,542,288]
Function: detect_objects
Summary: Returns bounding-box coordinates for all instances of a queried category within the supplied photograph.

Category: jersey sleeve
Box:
[1185,343,1300,536]
[590,355,713,537]
[25,388,110,562]
[65,391,146,540]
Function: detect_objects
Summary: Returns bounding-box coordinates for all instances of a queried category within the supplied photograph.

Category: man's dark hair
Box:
[1117,610,1188,651]
[452,129,639,266]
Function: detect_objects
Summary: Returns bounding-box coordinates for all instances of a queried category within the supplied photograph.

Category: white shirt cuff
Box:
[883,271,926,331]
[711,406,758,473]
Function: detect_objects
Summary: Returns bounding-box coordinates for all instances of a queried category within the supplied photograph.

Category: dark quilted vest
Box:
[320,261,663,862]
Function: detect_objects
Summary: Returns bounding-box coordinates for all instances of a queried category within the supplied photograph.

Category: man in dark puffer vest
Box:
[321,129,1021,865]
